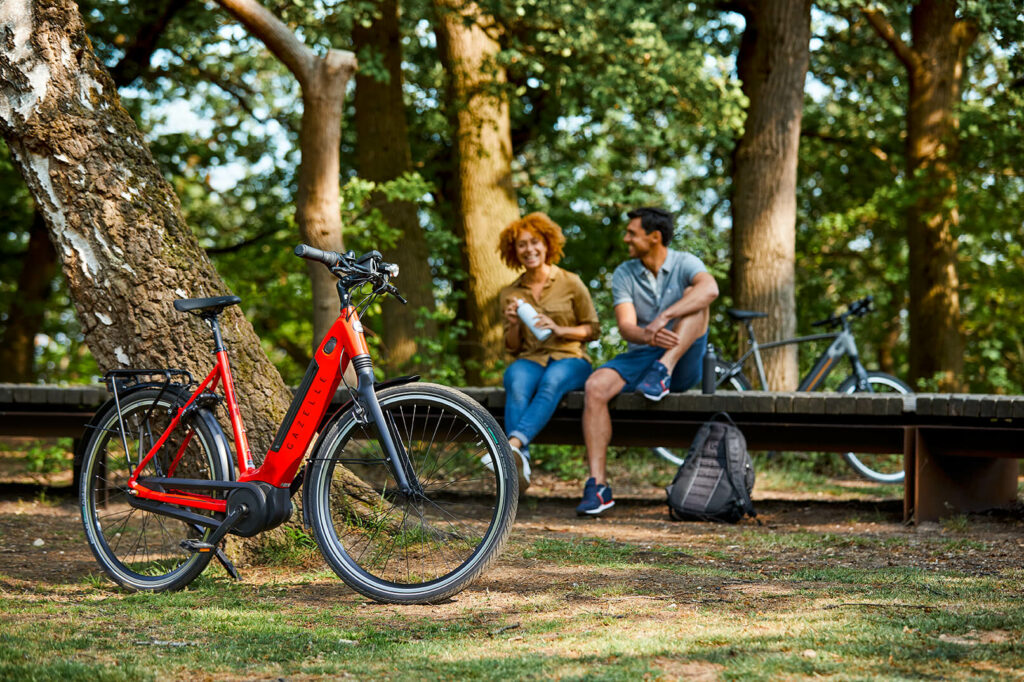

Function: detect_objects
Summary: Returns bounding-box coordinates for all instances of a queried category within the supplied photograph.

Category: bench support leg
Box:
[906,427,1019,523]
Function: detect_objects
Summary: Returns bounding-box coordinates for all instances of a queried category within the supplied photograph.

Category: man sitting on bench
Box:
[577,207,719,516]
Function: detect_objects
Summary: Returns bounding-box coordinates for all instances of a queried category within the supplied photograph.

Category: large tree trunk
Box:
[0,0,187,382]
[863,1,975,390]
[0,212,57,381]
[433,0,519,384]
[214,0,357,349]
[0,0,291,455]
[353,0,436,374]
[730,0,811,390]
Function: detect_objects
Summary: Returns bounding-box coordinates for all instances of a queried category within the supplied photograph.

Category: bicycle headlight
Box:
[385,263,399,278]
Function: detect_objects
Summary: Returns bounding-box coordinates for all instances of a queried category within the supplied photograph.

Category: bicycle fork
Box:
[350,355,421,495]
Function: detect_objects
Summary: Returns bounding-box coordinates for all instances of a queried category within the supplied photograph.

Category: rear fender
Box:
[74,383,233,489]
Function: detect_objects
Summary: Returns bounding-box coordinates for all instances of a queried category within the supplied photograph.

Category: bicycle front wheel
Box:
[837,372,912,484]
[306,383,517,604]
[79,387,230,591]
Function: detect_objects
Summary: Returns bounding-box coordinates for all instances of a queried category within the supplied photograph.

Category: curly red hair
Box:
[497,212,566,269]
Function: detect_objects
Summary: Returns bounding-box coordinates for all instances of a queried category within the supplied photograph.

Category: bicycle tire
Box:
[79,386,230,591]
[306,383,517,604]
[651,361,751,465]
[837,372,912,484]
[715,360,752,391]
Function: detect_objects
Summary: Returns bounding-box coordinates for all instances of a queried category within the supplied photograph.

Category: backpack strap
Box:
[710,411,739,429]
[721,425,757,519]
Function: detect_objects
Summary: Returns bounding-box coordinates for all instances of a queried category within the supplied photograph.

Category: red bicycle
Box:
[78,246,517,604]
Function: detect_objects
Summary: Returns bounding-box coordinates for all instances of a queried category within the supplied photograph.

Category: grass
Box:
[5,523,1022,681]
[1,463,1021,680]
[532,444,907,504]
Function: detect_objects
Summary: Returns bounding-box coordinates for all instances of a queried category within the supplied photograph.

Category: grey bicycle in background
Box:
[654,296,912,484]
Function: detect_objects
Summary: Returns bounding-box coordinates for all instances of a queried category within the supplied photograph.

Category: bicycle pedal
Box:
[180,539,216,553]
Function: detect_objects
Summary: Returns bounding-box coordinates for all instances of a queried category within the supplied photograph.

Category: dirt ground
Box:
[2,469,1022,601]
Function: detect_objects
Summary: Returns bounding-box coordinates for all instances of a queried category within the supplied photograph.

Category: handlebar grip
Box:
[294,244,341,268]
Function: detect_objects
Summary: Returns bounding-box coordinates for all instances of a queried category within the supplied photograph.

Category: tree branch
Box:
[204,227,279,254]
[109,0,191,88]
[213,0,315,85]
[860,7,919,74]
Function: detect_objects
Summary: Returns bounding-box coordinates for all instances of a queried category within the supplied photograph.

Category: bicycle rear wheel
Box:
[79,387,230,591]
[837,372,912,484]
[306,383,517,604]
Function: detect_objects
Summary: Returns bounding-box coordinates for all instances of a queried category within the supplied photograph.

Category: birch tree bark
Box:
[730,0,811,390]
[354,0,437,373]
[433,0,519,384]
[0,0,186,381]
[863,1,974,390]
[214,0,357,348]
[0,0,291,454]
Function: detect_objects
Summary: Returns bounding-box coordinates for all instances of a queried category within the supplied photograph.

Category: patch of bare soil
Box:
[1,471,1021,611]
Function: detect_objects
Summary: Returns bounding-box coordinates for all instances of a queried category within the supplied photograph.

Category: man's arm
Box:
[614,301,656,346]
[643,272,720,348]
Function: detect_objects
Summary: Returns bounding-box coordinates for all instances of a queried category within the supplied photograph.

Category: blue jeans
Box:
[503,357,592,456]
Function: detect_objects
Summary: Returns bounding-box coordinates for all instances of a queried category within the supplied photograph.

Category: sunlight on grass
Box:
[2,465,1020,681]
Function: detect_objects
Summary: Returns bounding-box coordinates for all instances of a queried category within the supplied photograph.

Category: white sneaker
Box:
[511,445,531,492]
[480,445,531,492]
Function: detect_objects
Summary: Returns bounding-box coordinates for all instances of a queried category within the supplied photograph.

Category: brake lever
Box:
[386,284,407,305]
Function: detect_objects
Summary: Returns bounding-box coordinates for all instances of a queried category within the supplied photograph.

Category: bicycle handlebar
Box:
[294,244,399,277]
[294,244,404,305]
[294,244,342,268]
[810,295,874,329]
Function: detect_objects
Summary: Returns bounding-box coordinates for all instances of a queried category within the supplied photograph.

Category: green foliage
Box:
[253,526,320,565]
[1,0,1021,398]
[797,9,1024,392]
[0,438,73,475]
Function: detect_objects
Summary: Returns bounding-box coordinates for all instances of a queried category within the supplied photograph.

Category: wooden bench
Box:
[461,388,1023,524]
[2,383,1021,523]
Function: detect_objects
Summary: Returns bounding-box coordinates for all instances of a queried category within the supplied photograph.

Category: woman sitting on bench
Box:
[496,212,599,492]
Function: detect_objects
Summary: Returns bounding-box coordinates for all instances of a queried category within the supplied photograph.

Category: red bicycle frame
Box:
[126,306,371,512]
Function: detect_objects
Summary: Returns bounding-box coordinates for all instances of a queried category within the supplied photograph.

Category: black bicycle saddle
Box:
[173,295,242,316]
[727,308,768,321]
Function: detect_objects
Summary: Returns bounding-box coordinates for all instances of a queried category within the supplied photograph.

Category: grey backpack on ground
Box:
[666,412,756,523]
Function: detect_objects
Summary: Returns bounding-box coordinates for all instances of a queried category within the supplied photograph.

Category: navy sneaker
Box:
[637,361,670,401]
[575,477,615,516]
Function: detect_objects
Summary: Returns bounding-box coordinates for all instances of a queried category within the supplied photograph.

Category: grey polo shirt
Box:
[611,249,708,351]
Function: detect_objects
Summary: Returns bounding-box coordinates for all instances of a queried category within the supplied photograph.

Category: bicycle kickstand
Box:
[180,505,248,580]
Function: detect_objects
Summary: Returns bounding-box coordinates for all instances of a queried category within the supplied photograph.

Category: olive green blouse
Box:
[499,265,600,365]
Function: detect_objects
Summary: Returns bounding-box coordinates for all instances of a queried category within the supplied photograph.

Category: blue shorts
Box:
[600,332,707,393]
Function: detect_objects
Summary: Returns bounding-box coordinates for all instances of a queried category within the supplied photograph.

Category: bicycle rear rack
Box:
[100,369,195,465]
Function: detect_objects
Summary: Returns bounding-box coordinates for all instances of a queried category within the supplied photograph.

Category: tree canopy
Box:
[1,0,1021,393]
